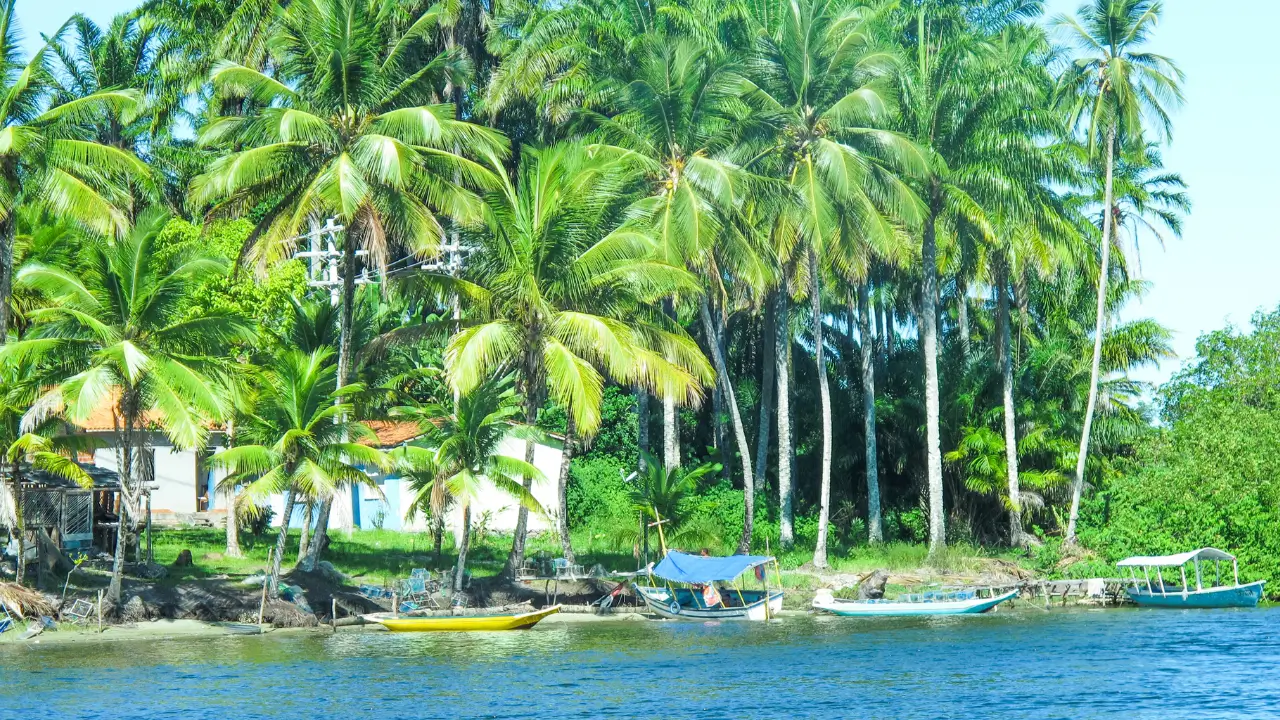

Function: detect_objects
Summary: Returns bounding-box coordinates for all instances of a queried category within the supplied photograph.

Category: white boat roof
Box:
[1117,548,1236,567]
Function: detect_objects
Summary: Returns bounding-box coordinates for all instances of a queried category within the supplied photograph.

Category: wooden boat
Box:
[812,588,1018,617]
[373,605,561,632]
[634,551,782,622]
[1118,548,1266,609]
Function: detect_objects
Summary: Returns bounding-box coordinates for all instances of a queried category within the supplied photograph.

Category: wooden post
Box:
[393,592,399,618]
[331,598,337,630]
[96,590,103,634]
[145,493,153,565]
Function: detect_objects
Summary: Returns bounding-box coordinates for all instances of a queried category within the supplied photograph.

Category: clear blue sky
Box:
[18,0,1278,387]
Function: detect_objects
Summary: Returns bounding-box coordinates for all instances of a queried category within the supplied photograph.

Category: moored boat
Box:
[1118,548,1265,609]
[634,551,783,621]
[371,605,561,632]
[812,587,1018,617]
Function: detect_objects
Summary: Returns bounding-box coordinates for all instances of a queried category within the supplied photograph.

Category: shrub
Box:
[565,457,633,527]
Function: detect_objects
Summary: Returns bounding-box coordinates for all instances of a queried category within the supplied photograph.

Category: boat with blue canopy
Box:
[1118,548,1265,608]
[812,587,1018,617]
[634,551,783,621]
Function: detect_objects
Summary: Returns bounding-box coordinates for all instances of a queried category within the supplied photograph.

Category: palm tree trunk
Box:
[637,387,650,473]
[224,487,242,559]
[857,283,883,544]
[663,300,680,470]
[698,299,756,554]
[454,503,471,593]
[505,352,542,577]
[997,269,1023,545]
[297,502,313,559]
[272,488,295,594]
[432,512,444,564]
[0,218,13,344]
[556,416,578,563]
[10,461,24,584]
[754,299,775,494]
[305,240,358,570]
[809,256,833,568]
[885,306,895,359]
[922,198,946,557]
[108,407,139,608]
[957,275,970,361]
[1066,127,1117,545]
[775,292,794,549]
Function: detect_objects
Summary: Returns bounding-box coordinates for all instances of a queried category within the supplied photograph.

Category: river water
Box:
[1,607,1276,719]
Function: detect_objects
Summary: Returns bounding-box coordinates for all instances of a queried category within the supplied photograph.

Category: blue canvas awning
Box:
[651,551,774,584]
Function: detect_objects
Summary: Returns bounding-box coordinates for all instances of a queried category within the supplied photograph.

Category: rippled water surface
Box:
[1,607,1277,719]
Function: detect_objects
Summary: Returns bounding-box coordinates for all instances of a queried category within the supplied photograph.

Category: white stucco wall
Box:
[441,436,564,539]
[93,446,200,514]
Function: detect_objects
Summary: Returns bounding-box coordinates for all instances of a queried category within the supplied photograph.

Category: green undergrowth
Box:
[140,529,1032,589]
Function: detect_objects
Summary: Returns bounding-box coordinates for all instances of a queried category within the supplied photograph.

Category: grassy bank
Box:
[149,527,1033,588]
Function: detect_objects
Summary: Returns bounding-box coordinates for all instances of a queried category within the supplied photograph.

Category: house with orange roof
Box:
[70,400,565,539]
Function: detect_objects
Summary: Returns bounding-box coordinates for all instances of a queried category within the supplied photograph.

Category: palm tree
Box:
[190,0,507,564]
[391,378,544,593]
[744,0,924,565]
[411,142,710,569]
[619,450,723,554]
[1054,0,1183,544]
[891,1,1052,556]
[3,208,250,606]
[589,31,767,553]
[48,12,168,151]
[0,2,153,343]
[972,22,1081,546]
[214,349,386,592]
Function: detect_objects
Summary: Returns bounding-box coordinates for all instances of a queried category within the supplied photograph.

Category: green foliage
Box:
[565,457,632,528]
[1076,308,1280,587]
[156,218,309,348]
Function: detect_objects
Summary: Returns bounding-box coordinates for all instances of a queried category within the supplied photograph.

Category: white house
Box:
[75,403,564,538]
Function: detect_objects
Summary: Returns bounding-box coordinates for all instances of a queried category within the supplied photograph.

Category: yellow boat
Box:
[374,605,561,632]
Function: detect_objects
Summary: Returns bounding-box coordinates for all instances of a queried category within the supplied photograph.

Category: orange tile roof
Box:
[72,390,420,448]
[362,420,424,447]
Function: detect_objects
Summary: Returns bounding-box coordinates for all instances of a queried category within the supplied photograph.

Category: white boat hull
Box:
[813,589,1019,617]
[636,586,784,621]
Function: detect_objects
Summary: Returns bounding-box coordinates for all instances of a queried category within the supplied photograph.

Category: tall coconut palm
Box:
[892,1,1045,556]
[0,2,152,344]
[3,208,251,607]
[409,142,711,569]
[1054,0,1182,544]
[744,0,925,566]
[970,21,1082,545]
[392,378,544,592]
[190,0,507,565]
[214,348,385,592]
[589,31,768,553]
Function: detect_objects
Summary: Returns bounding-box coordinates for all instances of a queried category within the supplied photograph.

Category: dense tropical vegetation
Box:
[0,0,1236,606]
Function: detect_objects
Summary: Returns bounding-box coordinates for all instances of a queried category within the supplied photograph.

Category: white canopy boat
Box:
[1118,548,1265,608]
